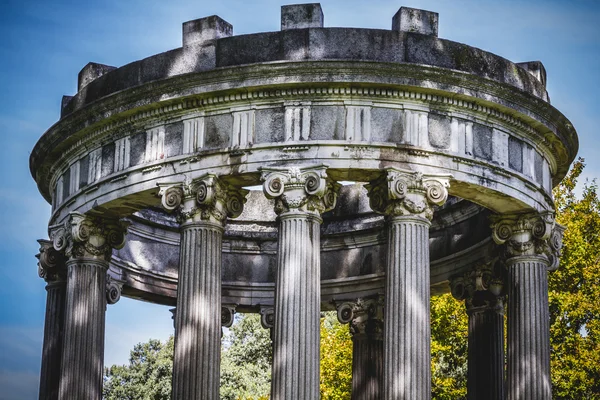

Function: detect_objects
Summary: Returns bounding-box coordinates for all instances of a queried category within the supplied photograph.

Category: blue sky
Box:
[1,0,599,398]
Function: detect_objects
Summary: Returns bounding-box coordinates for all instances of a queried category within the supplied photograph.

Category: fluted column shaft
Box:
[39,280,66,400]
[58,259,108,399]
[159,175,247,400]
[467,305,505,400]
[507,256,551,400]
[352,334,383,399]
[49,213,126,400]
[271,212,321,400]
[491,213,563,399]
[384,215,431,399]
[172,221,223,400]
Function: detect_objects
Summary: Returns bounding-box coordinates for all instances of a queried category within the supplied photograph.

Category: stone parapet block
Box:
[182,15,233,47]
[392,6,438,37]
[281,3,324,30]
[78,62,116,91]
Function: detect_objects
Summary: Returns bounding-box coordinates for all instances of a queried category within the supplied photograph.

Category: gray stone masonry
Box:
[37,240,66,400]
[392,6,439,37]
[281,3,324,30]
[366,168,450,400]
[451,268,506,400]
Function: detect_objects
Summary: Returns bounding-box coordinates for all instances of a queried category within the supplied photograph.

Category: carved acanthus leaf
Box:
[37,239,66,283]
[491,212,560,264]
[50,213,128,261]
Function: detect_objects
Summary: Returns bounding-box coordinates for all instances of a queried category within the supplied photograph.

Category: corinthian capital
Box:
[490,212,563,265]
[50,213,128,262]
[158,174,248,225]
[260,165,340,215]
[365,168,451,219]
[37,239,66,283]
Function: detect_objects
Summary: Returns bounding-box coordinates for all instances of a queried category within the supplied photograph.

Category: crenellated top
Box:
[29,3,579,225]
[57,4,550,119]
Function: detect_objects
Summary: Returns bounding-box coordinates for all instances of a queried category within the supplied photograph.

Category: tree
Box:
[320,312,352,399]
[549,157,600,398]
[103,314,272,400]
[220,313,272,400]
[430,293,468,400]
[103,336,174,400]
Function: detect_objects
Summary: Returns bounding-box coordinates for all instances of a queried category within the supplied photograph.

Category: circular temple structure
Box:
[31,4,577,400]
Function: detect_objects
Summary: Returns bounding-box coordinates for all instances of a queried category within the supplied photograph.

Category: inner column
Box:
[451,267,506,400]
[262,165,339,400]
[37,239,67,400]
[159,175,247,400]
[366,168,450,400]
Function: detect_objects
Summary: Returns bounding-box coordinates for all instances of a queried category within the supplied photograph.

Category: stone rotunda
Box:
[31,4,577,400]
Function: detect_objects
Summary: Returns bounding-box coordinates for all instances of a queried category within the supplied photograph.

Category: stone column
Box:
[50,213,127,400]
[337,297,384,399]
[159,175,247,400]
[451,267,506,400]
[366,168,450,400]
[37,240,67,400]
[261,165,339,400]
[491,213,564,400]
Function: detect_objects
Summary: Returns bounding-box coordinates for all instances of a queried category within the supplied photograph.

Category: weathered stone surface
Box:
[78,62,116,91]
[182,15,232,47]
[517,61,547,88]
[281,3,324,30]
[392,6,439,37]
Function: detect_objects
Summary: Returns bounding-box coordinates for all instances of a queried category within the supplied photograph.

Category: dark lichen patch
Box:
[101,142,115,177]
[428,112,451,149]
[472,123,492,161]
[205,114,232,149]
[165,121,183,158]
[310,106,345,140]
[508,136,523,172]
[130,132,146,166]
[255,107,285,144]
[371,107,404,142]
[79,155,89,188]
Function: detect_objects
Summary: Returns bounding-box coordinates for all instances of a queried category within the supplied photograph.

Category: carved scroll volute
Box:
[335,297,384,339]
[37,239,66,282]
[221,305,237,328]
[365,168,451,220]
[158,175,248,224]
[260,165,340,215]
[50,212,128,261]
[491,211,559,261]
[260,307,274,329]
[106,275,124,305]
[546,223,566,271]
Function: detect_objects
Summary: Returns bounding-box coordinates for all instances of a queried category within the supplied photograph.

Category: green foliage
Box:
[319,312,352,400]
[103,336,174,400]
[550,157,600,399]
[430,293,468,399]
[220,314,272,400]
